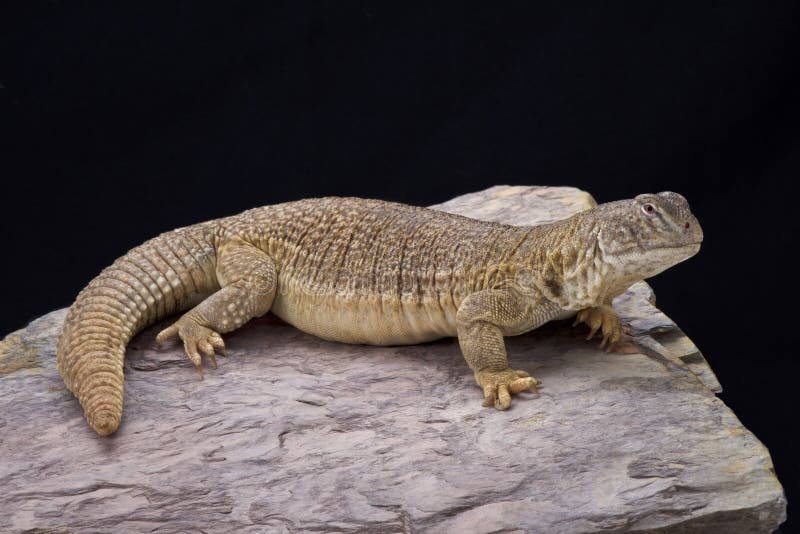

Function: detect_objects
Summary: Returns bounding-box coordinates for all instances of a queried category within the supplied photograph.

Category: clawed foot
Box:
[475,368,540,410]
[156,318,226,379]
[572,305,622,351]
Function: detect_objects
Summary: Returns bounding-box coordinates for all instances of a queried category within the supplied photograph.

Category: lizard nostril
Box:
[684,222,690,230]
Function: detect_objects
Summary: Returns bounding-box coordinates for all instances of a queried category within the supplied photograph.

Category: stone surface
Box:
[0,186,786,533]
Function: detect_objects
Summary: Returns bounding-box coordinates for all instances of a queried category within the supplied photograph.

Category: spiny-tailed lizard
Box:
[57,192,702,435]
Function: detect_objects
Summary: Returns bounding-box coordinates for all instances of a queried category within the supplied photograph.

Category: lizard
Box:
[56,191,703,436]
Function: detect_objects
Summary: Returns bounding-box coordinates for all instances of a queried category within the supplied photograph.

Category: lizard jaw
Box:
[609,242,701,281]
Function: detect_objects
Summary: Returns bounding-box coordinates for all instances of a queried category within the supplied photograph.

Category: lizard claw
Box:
[599,327,621,351]
[475,368,540,410]
[208,332,227,357]
[156,318,226,378]
[573,305,622,352]
[513,369,540,385]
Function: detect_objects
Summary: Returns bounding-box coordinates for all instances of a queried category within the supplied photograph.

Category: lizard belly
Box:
[270,289,459,346]
[552,309,578,321]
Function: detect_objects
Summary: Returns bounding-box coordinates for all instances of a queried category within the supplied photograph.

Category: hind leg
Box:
[157,238,277,377]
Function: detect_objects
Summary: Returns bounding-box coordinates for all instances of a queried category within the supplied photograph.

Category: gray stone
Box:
[0,186,786,533]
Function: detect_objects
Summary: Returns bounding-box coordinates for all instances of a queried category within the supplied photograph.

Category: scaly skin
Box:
[57,192,703,435]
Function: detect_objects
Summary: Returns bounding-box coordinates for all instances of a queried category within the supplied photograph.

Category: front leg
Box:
[156,238,277,377]
[456,289,556,410]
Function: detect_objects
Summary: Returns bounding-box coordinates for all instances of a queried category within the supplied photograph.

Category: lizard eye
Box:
[641,203,657,216]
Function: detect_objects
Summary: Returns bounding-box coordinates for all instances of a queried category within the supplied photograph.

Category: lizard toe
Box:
[155,324,179,345]
[496,385,511,410]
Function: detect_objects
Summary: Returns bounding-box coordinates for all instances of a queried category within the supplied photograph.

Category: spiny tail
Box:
[56,223,219,435]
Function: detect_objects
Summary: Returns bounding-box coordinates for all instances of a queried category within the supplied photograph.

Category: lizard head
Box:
[597,191,703,279]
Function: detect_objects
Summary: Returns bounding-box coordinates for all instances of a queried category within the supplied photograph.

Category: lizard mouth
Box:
[616,241,701,257]
[657,241,702,250]
[650,242,702,262]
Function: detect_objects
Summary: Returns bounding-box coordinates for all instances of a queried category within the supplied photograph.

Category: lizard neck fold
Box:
[509,213,623,309]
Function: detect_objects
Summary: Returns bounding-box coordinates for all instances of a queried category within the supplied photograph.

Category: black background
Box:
[2,3,798,531]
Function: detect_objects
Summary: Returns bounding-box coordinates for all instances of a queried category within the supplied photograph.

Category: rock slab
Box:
[0,186,787,533]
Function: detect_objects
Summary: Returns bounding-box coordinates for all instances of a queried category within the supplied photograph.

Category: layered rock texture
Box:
[0,186,786,533]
